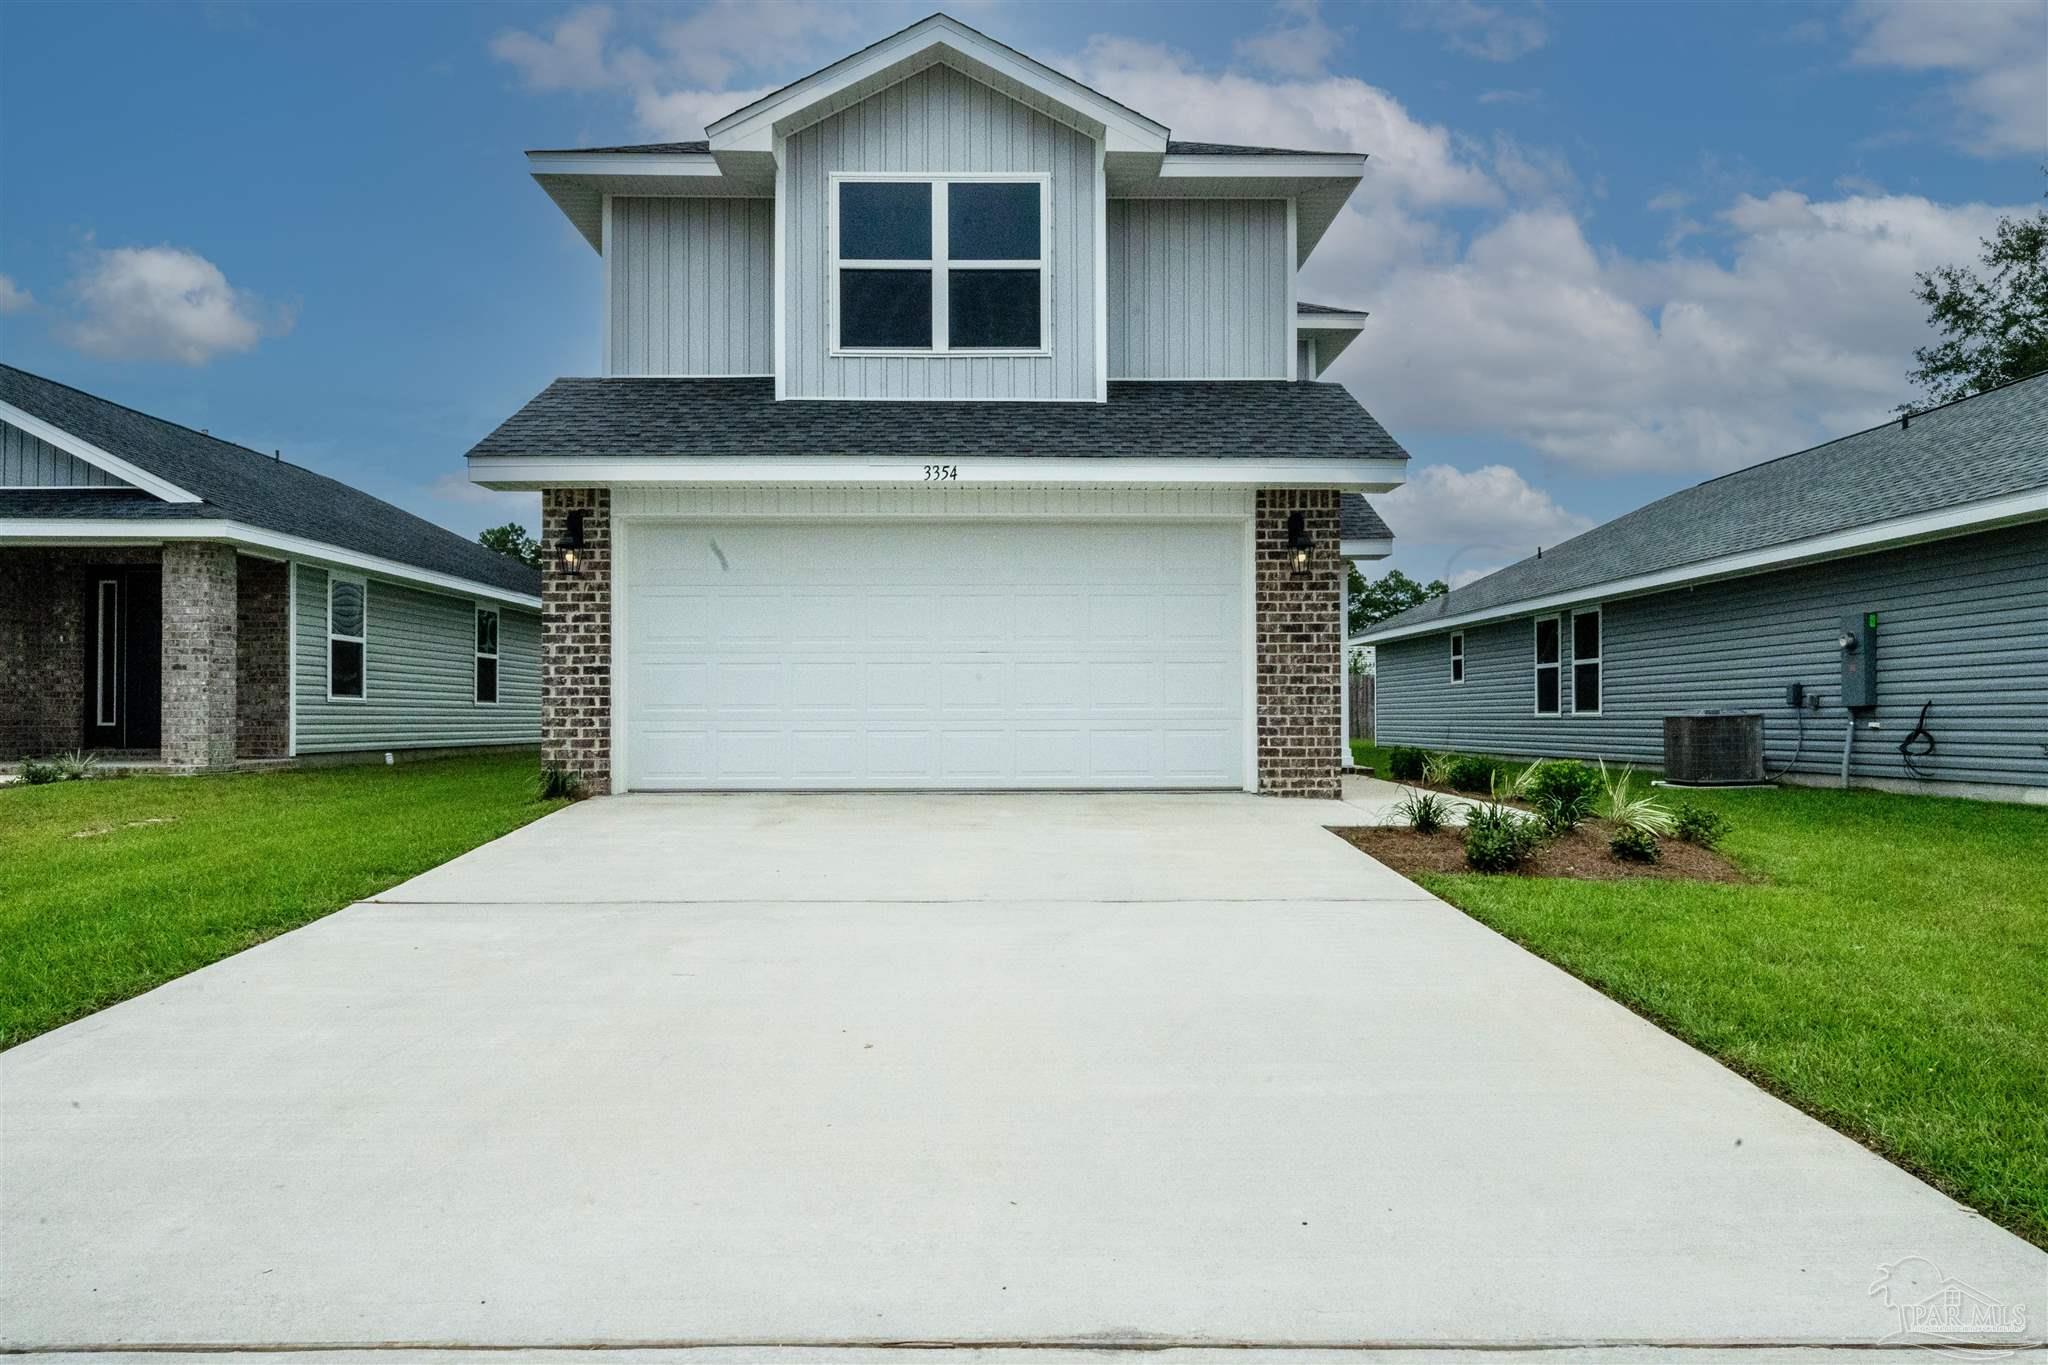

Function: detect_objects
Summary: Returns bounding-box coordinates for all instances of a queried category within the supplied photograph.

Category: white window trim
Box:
[1533,614,1561,717]
[327,573,368,703]
[1449,630,1465,686]
[827,172,1052,358]
[474,605,501,706]
[1571,606,1602,717]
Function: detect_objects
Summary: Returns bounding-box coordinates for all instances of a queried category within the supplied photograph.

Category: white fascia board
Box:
[468,455,1409,492]
[708,16,1167,155]
[1341,537,1393,560]
[525,150,727,179]
[0,401,201,504]
[1157,154,1365,180]
[0,518,542,609]
[1358,487,2048,644]
[1297,312,1369,331]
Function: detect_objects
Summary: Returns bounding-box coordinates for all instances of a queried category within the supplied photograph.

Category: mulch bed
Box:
[1333,819,1749,883]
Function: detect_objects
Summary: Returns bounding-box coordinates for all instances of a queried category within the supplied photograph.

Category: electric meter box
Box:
[1840,611,1878,710]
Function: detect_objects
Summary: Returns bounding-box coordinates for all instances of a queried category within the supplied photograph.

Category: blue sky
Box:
[2,0,2042,587]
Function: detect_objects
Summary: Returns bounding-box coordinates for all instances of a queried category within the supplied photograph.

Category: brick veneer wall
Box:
[0,546,159,759]
[541,488,613,792]
[235,555,290,758]
[161,542,238,770]
[1255,489,1344,797]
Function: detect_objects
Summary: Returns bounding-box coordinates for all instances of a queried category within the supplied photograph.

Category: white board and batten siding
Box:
[1106,200,1291,379]
[608,198,774,376]
[781,62,1099,400]
[292,564,540,753]
[2,419,124,487]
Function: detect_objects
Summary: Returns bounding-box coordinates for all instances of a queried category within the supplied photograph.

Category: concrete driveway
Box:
[3,788,2042,1361]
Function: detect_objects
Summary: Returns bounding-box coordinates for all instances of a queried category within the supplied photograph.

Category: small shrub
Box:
[537,763,583,801]
[1446,754,1496,793]
[1527,760,1599,835]
[1599,760,1676,835]
[18,758,62,785]
[1387,747,1427,782]
[1462,801,1542,872]
[1393,787,1453,835]
[1673,802,1730,848]
[1609,823,1660,863]
[1421,750,1456,789]
[50,750,100,782]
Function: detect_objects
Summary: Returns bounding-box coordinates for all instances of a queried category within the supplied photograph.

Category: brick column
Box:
[1255,489,1344,797]
[161,541,238,770]
[541,488,612,792]
[235,555,291,758]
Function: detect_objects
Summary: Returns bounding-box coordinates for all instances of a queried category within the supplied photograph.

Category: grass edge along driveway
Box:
[1349,742,2048,1249]
[1,751,566,1050]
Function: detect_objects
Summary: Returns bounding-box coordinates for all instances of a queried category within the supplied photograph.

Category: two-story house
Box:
[467,13,1409,796]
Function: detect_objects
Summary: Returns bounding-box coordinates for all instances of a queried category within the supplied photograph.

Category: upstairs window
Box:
[328,576,366,701]
[833,175,1045,354]
[1533,616,1560,716]
[475,607,500,705]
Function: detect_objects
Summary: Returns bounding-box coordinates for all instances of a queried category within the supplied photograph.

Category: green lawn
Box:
[1352,741,2048,1248]
[0,752,567,1050]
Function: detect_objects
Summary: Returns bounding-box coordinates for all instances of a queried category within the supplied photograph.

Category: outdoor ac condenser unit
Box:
[1663,712,1766,785]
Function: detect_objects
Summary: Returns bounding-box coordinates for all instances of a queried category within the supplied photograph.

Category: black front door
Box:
[80,566,162,751]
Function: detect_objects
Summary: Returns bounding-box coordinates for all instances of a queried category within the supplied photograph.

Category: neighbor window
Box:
[1533,616,1560,716]
[1449,632,1465,684]
[833,176,1045,353]
[1572,608,1601,714]
[328,576,366,700]
[475,607,500,705]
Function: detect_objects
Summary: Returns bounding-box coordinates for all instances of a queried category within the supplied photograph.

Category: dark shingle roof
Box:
[467,378,1410,462]
[1369,372,2048,636]
[1298,300,1368,316]
[532,138,1349,159]
[1340,494,1391,541]
[0,366,539,598]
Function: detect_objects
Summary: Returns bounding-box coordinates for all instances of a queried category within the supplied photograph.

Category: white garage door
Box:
[622,520,1247,790]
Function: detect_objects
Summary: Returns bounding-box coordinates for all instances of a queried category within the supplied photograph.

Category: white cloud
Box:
[1402,0,1548,63]
[61,245,283,365]
[1376,463,1592,571]
[1846,0,2048,155]
[0,274,33,314]
[1235,0,1344,79]
[1477,87,1540,105]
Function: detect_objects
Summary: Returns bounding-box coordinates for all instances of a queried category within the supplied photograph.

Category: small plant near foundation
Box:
[1446,754,1497,793]
[1673,801,1731,849]
[1394,787,1453,835]
[50,751,101,782]
[17,758,62,785]
[1527,759,1600,835]
[1462,801,1542,872]
[1421,750,1457,788]
[1609,824,1661,863]
[537,763,584,801]
[1599,760,1675,835]
[1387,747,1428,782]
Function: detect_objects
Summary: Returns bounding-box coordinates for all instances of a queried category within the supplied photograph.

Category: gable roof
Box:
[1364,372,2048,641]
[530,139,1353,159]
[0,365,540,600]
[466,377,1410,465]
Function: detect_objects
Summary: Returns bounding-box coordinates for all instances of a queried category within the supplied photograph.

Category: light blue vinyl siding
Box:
[782,61,1098,400]
[2,419,123,486]
[609,197,774,376]
[1374,521,2048,789]
[292,564,540,753]
[1107,199,1290,379]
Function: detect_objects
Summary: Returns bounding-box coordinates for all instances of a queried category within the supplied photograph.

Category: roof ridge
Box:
[0,362,285,467]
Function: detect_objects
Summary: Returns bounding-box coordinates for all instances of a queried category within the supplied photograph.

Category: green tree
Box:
[1348,566,1447,637]
[1905,181,2048,407]
[478,522,541,569]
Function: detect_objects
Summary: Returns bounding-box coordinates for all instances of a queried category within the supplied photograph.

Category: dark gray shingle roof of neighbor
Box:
[1340,494,1391,542]
[468,378,1411,462]
[531,139,1351,158]
[1298,300,1367,316]
[0,365,540,598]
[1370,371,2048,636]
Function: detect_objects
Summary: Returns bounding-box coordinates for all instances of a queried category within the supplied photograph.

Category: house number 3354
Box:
[923,464,959,481]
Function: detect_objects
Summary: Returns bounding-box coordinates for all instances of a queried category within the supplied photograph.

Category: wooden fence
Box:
[1348,674,1375,741]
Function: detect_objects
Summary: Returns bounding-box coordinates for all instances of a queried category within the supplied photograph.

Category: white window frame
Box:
[1449,631,1465,685]
[327,573,368,702]
[1532,614,1561,717]
[828,171,1051,358]
[474,605,500,706]
[1571,606,1602,717]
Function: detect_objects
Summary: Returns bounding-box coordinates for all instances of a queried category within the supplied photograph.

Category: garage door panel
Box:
[626,521,1247,789]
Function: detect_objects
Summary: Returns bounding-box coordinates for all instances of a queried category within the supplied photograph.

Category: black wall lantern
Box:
[557,508,587,574]
[1287,509,1313,574]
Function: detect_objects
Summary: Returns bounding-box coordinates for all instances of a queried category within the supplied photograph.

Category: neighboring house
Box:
[0,365,542,770]
[468,13,1407,796]
[1361,373,2048,801]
